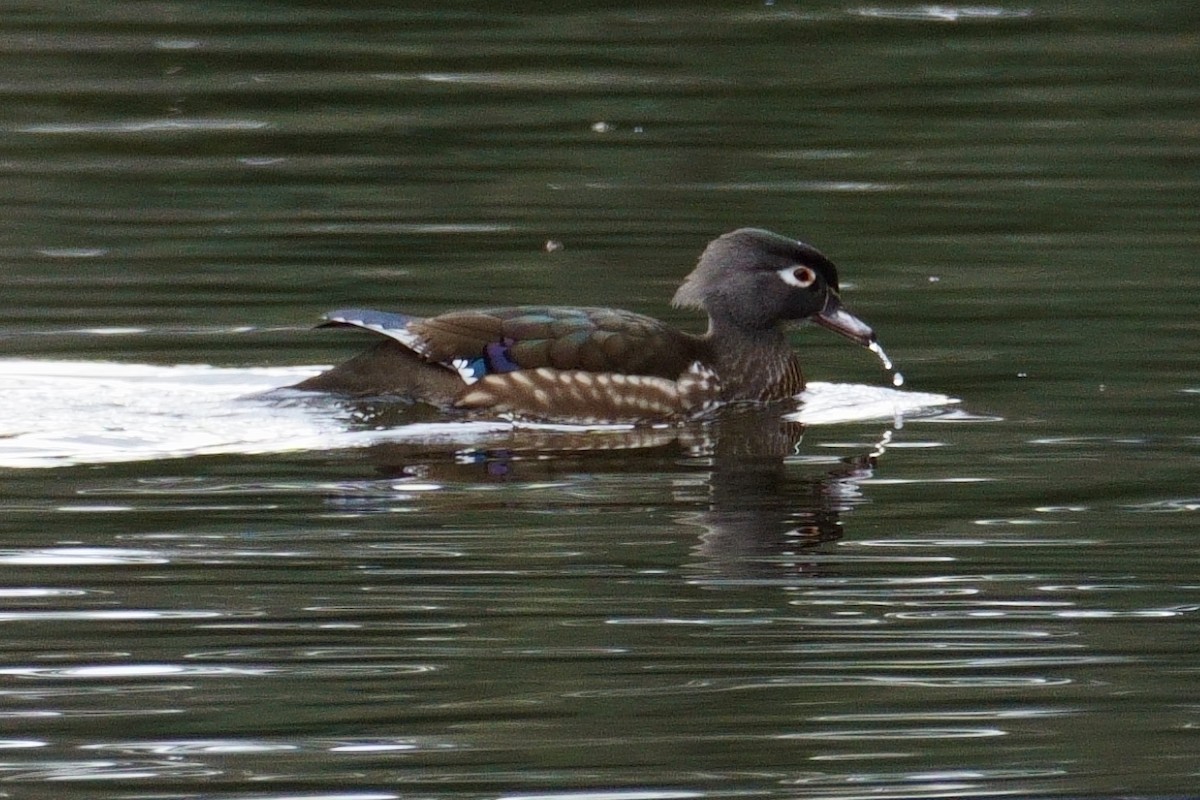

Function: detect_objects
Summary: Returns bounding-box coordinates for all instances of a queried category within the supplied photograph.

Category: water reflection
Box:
[688,408,875,580]
[343,403,882,580]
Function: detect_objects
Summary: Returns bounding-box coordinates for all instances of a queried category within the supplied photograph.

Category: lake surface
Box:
[1,3,1198,799]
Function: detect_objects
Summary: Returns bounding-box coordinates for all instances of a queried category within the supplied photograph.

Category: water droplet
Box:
[867,340,893,370]
[867,340,904,388]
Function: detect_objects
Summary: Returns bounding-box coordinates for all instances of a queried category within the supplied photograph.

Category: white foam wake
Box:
[0,360,959,468]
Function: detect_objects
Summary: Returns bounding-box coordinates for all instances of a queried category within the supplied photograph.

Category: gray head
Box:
[673,228,875,345]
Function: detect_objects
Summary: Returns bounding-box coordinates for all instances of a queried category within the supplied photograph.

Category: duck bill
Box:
[813,294,876,347]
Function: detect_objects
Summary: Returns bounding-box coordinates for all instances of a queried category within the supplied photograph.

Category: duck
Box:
[289,228,879,423]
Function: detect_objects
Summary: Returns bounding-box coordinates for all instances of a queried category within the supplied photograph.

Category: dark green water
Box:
[1,3,1198,799]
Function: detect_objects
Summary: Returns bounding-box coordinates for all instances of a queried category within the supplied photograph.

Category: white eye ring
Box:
[778,265,817,288]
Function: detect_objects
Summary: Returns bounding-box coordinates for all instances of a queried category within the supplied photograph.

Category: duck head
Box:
[673,228,876,346]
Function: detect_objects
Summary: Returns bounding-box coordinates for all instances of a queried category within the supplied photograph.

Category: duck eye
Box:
[779,265,817,288]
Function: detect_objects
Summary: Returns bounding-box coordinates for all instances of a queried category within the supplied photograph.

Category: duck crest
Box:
[292,228,880,423]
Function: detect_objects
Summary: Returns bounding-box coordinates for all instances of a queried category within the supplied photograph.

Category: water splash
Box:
[868,340,905,387]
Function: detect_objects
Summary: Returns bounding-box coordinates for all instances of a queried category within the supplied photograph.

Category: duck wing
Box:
[321,306,706,382]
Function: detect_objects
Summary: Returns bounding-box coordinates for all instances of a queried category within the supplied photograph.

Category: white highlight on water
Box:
[791,382,956,426]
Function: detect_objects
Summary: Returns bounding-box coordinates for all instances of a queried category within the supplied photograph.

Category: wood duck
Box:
[290,228,879,423]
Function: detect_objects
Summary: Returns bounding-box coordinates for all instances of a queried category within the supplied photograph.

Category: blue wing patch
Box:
[450,341,519,384]
[483,339,520,373]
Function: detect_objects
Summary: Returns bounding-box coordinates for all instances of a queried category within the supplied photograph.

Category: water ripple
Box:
[1126,498,1200,512]
[854,537,1096,548]
[501,793,701,800]
[80,740,298,755]
[0,609,226,622]
[19,118,272,134]
[779,726,1005,740]
[0,547,167,565]
[0,664,272,679]
[811,707,1071,722]
[853,6,1033,22]
[0,758,219,781]
[892,607,1192,620]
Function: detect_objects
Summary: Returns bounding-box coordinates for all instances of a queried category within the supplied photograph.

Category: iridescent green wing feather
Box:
[410,306,704,379]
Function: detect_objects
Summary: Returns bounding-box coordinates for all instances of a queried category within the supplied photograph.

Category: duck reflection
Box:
[681,406,876,580]
[334,401,882,579]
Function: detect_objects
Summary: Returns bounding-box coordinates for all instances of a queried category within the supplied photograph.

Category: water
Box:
[2,3,1199,799]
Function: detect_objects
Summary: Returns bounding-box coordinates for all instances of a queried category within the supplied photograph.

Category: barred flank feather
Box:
[456,364,723,423]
